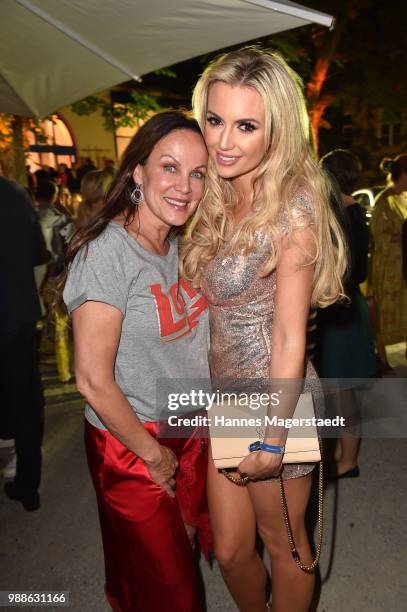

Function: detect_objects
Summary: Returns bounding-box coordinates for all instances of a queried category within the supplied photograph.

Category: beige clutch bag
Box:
[210,392,321,468]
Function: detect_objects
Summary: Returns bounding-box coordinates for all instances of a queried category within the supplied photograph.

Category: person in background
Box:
[35,181,60,263]
[26,165,35,191]
[76,157,97,183]
[56,163,71,188]
[0,177,46,511]
[34,165,56,186]
[369,154,407,372]
[36,182,73,270]
[317,149,376,478]
[70,191,83,219]
[36,181,73,383]
[56,184,73,217]
[76,170,113,228]
[103,158,116,177]
[68,161,81,192]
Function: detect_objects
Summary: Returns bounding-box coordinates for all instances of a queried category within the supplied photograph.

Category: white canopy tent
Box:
[0,0,333,117]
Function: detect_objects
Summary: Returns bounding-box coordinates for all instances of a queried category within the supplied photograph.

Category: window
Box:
[380,122,402,147]
[392,123,402,146]
[26,115,76,172]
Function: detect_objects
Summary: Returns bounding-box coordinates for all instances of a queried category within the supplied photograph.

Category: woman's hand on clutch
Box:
[237,451,283,480]
[144,445,178,497]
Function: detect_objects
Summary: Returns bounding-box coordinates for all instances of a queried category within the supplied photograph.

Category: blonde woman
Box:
[181,48,346,612]
[369,154,407,371]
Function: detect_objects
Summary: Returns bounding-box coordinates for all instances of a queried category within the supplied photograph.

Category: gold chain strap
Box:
[279,460,324,574]
[222,461,324,573]
[221,469,249,486]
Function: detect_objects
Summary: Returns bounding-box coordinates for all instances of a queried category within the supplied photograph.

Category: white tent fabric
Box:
[0,0,333,117]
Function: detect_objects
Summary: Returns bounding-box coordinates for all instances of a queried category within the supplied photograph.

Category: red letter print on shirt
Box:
[149,279,207,343]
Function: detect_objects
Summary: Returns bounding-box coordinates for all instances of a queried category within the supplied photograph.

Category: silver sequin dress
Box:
[201,194,321,480]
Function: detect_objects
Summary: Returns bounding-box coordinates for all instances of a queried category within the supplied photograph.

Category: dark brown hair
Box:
[56,111,202,305]
[81,169,113,207]
[76,170,114,228]
[320,149,361,196]
[380,154,407,182]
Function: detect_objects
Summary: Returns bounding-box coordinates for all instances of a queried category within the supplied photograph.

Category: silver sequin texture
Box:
[201,193,321,480]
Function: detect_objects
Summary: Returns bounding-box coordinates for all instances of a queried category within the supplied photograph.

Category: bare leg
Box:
[335,437,360,474]
[333,439,342,462]
[207,450,267,612]
[371,300,390,369]
[332,389,360,474]
[249,473,314,612]
[377,339,389,367]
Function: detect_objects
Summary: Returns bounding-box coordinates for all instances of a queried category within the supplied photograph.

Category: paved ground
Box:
[1,346,406,612]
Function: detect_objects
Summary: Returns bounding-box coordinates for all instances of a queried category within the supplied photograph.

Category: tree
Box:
[0,113,46,184]
[70,68,176,132]
[267,0,407,155]
[0,67,176,181]
[71,90,161,132]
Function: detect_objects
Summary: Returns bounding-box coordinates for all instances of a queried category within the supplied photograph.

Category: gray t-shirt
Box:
[63,221,209,429]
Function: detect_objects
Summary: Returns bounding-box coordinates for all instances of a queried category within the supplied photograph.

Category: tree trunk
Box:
[11,115,28,186]
[309,94,335,155]
[305,6,351,155]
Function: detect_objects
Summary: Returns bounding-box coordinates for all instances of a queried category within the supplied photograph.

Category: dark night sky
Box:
[132,0,407,103]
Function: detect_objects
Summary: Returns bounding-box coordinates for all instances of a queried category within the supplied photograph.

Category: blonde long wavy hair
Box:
[180,47,347,308]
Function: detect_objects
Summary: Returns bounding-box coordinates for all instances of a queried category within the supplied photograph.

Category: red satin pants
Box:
[85,420,211,612]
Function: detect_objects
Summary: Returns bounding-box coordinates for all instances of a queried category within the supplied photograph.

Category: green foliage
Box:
[70,66,179,132]
[71,91,161,132]
[268,28,314,83]
[153,67,177,79]
[70,96,100,117]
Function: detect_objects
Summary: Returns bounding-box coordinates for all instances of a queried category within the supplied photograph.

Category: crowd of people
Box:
[0,158,115,494]
[27,157,116,194]
[30,159,115,383]
[1,46,406,612]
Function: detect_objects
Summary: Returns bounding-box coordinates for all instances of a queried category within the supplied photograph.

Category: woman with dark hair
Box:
[370,154,407,370]
[76,169,114,227]
[317,149,376,477]
[62,111,210,611]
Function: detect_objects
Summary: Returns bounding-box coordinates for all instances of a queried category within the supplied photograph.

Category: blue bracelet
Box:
[248,441,285,454]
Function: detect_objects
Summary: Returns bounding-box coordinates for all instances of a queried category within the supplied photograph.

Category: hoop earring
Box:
[130,183,144,205]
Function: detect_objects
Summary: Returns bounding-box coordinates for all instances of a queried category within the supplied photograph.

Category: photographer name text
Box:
[167,414,346,428]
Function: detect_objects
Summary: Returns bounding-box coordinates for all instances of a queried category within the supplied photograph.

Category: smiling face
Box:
[133,129,208,230]
[204,82,266,187]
